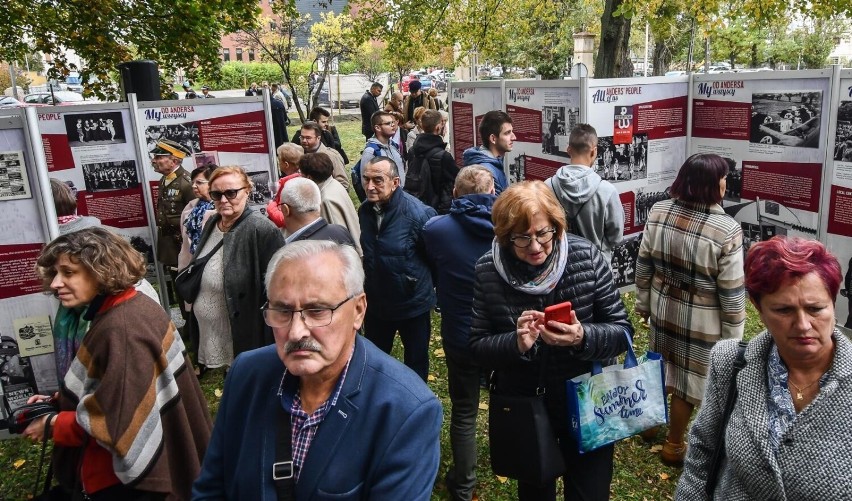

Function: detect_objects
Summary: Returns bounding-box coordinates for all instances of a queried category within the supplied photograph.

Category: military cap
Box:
[151,139,192,159]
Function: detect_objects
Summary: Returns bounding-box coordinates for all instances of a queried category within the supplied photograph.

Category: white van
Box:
[318,73,389,109]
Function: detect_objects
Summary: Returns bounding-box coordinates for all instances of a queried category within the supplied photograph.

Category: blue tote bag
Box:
[566,332,667,453]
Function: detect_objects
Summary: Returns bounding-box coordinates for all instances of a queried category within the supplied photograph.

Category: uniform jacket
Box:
[193,208,284,356]
[317,177,362,256]
[156,167,195,267]
[358,188,437,321]
[462,147,508,195]
[546,164,624,264]
[469,236,632,436]
[423,193,495,354]
[676,331,852,500]
[192,336,443,500]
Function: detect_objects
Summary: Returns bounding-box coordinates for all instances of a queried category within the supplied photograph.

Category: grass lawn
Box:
[0,119,767,499]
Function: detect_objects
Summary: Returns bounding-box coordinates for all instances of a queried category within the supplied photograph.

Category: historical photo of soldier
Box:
[64,112,126,147]
[722,156,742,201]
[594,134,649,183]
[541,106,580,157]
[144,122,201,159]
[81,160,140,192]
[633,187,671,226]
[750,91,822,148]
[610,234,641,288]
[834,100,852,162]
[509,154,526,183]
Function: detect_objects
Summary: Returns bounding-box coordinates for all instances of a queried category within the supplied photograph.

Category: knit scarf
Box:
[492,233,568,295]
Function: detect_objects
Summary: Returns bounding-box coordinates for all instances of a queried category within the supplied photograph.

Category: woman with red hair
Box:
[677,237,852,499]
[635,153,746,465]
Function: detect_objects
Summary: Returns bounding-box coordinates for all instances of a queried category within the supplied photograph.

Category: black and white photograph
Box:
[509,154,526,183]
[833,100,852,162]
[145,122,201,156]
[81,160,140,192]
[194,151,220,169]
[64,112,126,147]
[594,134,649,183]
[0,150,32,200]
[750,91,822,148]
[0,335,37,410]
[247,170,272,205]
[610,234,642,288]
[722,156,742,201]
[633,187,671,226]
[541,106,580,157]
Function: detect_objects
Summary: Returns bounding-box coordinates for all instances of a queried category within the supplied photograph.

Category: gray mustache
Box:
[285,338,322,354]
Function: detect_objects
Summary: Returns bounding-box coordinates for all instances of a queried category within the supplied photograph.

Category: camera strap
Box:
[273,405,295,501]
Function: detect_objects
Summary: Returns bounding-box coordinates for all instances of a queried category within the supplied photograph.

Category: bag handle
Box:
[591,330,636,375]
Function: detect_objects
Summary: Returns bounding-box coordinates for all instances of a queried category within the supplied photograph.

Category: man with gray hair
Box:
[422,165,496,501]
[194,240,442,500]
[280,177,355,247]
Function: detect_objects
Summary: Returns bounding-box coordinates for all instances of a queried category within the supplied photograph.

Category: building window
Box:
[223,48,230,62]
[236,48,243,61]
[249,50,256,62]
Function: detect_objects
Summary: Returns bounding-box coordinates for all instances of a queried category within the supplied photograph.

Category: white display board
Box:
[449,80,504,167]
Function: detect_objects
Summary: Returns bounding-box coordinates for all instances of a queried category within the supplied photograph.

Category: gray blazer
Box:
[676,330,852,500]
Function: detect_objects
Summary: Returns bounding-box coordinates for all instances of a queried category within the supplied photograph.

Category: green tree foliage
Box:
[2,0,259,99]
[307,11,357,110]
[203,62,284,91]
[0,62,31,94]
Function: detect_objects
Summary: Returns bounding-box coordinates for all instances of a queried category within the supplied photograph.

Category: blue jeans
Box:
[364,310,430,381]
[443,345,482,501]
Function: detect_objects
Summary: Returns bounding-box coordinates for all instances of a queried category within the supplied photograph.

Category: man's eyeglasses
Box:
[380,121,396,126]
[510,228,557,248]
[261,294,356,328]
[210,187,247,200]
[300,135,318,141]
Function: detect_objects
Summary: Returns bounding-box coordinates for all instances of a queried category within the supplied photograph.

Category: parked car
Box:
[0,96,23,109]
[23,91,85,106]
[401,73,431,93]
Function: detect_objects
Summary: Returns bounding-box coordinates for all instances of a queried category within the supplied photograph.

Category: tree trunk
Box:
[596,0,633,78]
[652,41,671,76]
[750,43,759,68]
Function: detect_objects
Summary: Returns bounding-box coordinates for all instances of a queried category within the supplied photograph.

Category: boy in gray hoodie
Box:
[545,124,624,265]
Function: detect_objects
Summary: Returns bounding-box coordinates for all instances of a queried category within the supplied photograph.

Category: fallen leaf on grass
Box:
[649,444,663,453]
[433,348,445,358]
[496,476,508,484]
[659,473,670,480]
[13,459,25,469]
[478,403,489,410]
[214,389,223,398]
[427,374,437,382]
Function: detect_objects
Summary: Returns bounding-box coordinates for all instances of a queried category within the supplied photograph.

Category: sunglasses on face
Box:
[210,187,247,200]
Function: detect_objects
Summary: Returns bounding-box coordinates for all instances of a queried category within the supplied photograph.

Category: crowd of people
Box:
[13,81,852,501]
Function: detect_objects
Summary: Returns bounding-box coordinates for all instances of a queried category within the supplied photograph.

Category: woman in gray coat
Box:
[677,237,852,500]
[192,166,284,374]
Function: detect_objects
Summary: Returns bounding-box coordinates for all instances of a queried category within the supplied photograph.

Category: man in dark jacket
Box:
[360,82,383,141]
[406,110,458,213]
[462,110,514,195]
[422,165,496,501]
[280,177,355,248]
[358,156,437,381]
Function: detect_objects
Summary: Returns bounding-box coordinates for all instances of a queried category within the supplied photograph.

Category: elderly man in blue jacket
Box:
[193,240,442,500]
[358,156,437,381]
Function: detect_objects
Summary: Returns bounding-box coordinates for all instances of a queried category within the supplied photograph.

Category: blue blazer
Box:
[192,335,442,500]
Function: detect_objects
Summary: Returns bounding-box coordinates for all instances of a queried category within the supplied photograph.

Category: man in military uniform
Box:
[151,139,196,308]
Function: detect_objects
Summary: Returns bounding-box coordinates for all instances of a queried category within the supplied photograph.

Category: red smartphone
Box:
[544,301,573,324]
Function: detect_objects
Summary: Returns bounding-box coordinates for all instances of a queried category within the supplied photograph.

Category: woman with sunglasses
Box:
[469,181,632,500]
[192,166,284,375]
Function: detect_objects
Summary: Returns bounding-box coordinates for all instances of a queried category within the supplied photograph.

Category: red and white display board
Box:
[0,113,59,427]
[586,77,689,287]
[449,81,504,167]
[502,80,583,184]
[824,69,852,330]
[689,70,832,247]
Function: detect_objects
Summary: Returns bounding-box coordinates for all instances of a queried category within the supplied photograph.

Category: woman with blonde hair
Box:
[470,180,632,500]
[191,166,284,375]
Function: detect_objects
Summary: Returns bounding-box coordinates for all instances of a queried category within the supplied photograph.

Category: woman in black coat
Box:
[470,180,632,501]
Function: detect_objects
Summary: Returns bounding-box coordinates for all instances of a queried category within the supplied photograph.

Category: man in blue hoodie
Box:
[423,165,496,501]
[545,124,624,266]
[462,110,514,194]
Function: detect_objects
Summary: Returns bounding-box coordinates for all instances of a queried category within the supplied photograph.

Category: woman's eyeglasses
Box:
[192,180,209,187]
[210,187,247,200]
[510,228,556,248]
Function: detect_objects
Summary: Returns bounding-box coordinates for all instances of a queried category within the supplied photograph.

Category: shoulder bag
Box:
[174,238,224,303]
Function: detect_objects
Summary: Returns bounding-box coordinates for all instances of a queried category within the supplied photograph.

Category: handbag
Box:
[566,330,668,454]
[174,239,224,303]
[488,348,567,487]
